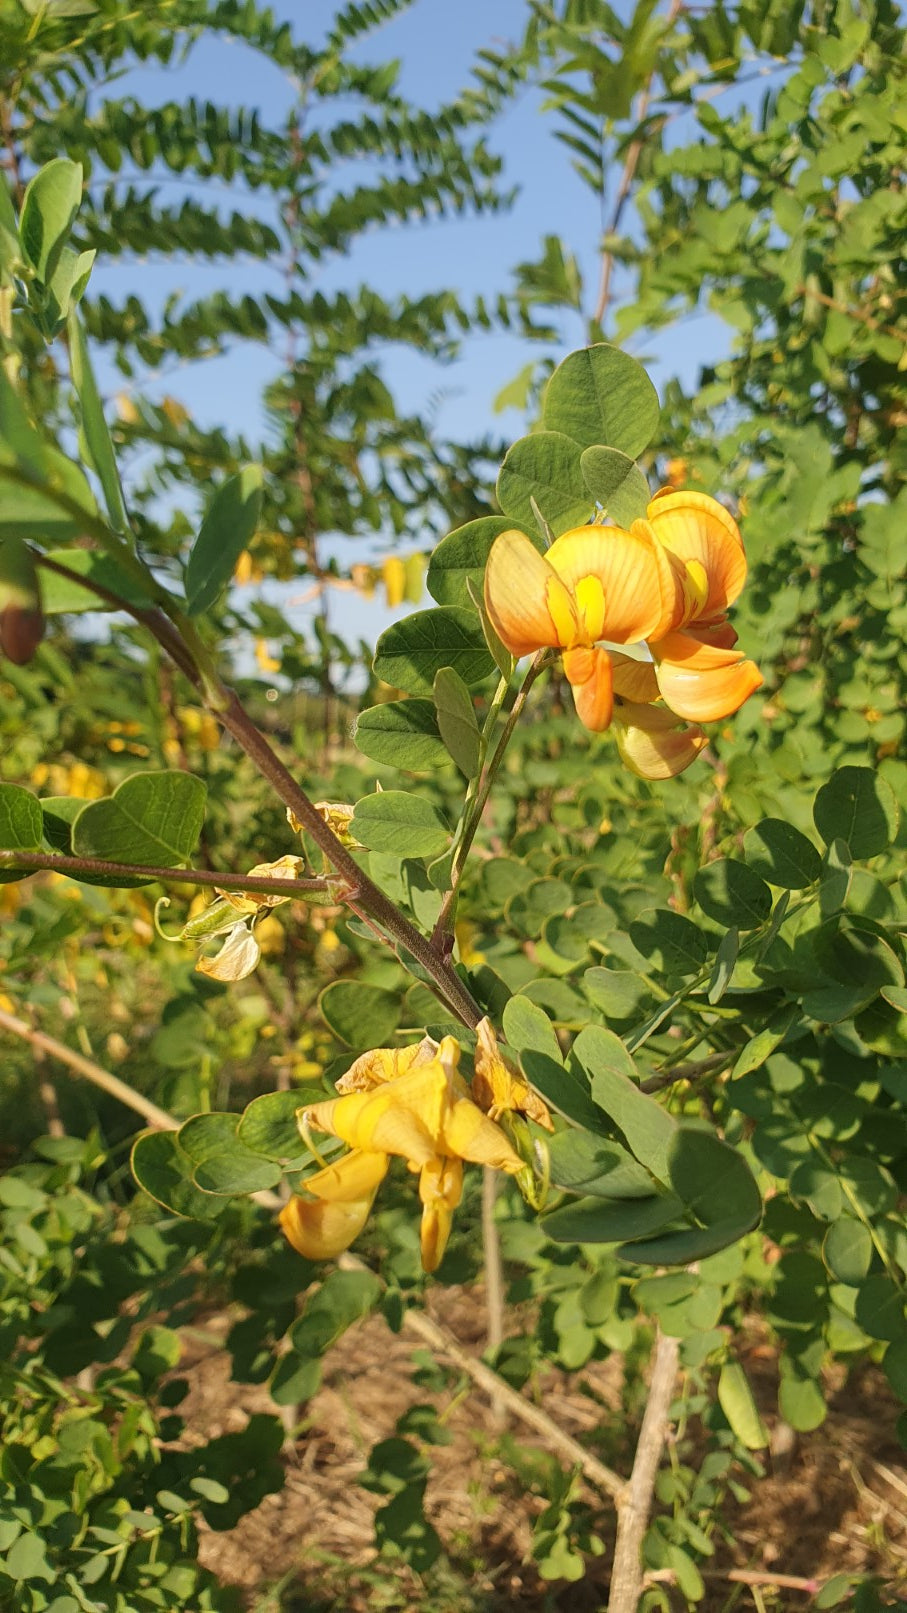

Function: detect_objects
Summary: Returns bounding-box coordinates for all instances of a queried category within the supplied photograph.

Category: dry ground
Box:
[162,1286,907,1612]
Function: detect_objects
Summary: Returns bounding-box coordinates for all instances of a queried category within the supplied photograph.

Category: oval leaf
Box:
[373,606,495,695]
[813,766,899,860]
[496,430,590,536]
[185,465,264,616]
[354,700,449,770]
[580,446,650,525]
[542,343,660,456]
[72,771,206,870]
[352,790,450,858]
[319,980,401,1048]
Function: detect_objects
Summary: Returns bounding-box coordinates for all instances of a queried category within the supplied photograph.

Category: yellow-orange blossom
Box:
[484,490,762,777]
[280,1027,548,1273]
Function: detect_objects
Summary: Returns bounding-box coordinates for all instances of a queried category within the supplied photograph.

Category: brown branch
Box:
[32,553,484,1032]
[795,283,907,346]
[0,849,337,900]
[608,1328,680,1613]
[640,1050,731,1093]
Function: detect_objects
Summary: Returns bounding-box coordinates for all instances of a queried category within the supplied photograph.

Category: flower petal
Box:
[442,1097,525,1172]
[613,699,708,779]
[335,1038,437,1094]
[301,1148,390,1203]
[418,1156,463,1272]
[611,651,660,704]
[303,1063,450,1165]
[546,524,675,643]
[646,491,747,622]
[279,1188,377,1260]
[652,630,763,722]
[484,528,577,656]
[563,644,614,732]
[472,1017,553,1131]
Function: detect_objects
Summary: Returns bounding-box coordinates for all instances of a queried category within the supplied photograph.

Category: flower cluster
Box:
[280,1022,551,1273]
[484,489,762,777]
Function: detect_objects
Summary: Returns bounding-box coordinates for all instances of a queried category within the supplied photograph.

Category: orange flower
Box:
[642,490,763,723]
[484,525,675,732]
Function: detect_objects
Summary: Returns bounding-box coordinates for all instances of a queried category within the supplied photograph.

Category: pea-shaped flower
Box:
[484,521,676,732]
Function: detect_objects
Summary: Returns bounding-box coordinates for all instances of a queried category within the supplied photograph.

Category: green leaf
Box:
[236,1087,327,1166]
[730,1003,799,1078]
[130,1131,224,1220]
[744,818,823,889]
[707,927,739,1004]
[354,700,449,770]
[373,606,495,695]
[426,515,520,606]
[502,996,563,1064]
[629,908,710,977]
[291,1267,382,1357]
[546,1129,656,1199]
[854,1274,906,1343]
[67,311,128,534]
[542,344,660,456]
[823,1217,872,1286]
[72,771,206,870]
[185,465,264,616]
[666,1126,762,1232]
[618,1220,757,1265]
[5,1529,54,1584]
[319,980,401,1048]
[465,576,514,679]
[544,1192,682,1245]
[433,666,481,778]
[813,766,899,860]
[178,1112,282,1194]
[352,790,450,858]
[717,1361,769,1449]
[19,158,83,284]
[579,446,650,524]
[572,1025,676,1182]
[0,782,43,881]
[694,858,772,929]
[39,546,155,614]
[496,430,590,536]
[778,1375,827,1432]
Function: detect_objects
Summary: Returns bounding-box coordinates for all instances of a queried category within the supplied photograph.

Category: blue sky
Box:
[84,0,764,653]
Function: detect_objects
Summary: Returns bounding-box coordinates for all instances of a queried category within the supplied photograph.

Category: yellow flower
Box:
[471,1017,553,1131]
[280,1036,525,1273]
[482,490,761,775]
[484,523,674,733]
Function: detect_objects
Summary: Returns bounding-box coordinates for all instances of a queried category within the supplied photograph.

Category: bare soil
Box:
[169,1288,907,1612]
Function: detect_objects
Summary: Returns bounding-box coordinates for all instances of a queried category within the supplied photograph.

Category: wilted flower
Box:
[279,1033,544,1272]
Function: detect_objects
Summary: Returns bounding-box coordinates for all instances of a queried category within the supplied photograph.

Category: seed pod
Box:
[0,537,44,665]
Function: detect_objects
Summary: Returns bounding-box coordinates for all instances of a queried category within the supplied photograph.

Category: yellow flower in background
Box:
[255,638,281,675]
[280,1035,529,1272]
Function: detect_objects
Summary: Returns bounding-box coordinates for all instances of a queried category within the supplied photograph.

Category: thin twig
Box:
[0,1006,177,1131]
[481,1166,506,1426]
[640,1050,731,1093]
[0,850,336,900]
[608,1328,680,1613]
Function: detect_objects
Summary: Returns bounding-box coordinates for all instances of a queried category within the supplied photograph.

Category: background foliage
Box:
[0,1,905,1610]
